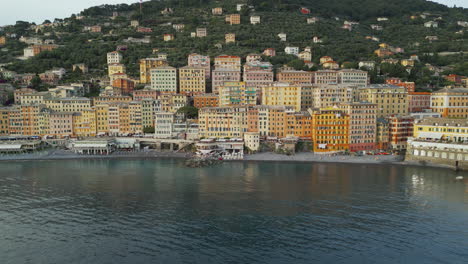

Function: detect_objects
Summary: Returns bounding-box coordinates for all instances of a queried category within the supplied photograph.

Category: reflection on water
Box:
[0,159,467,264]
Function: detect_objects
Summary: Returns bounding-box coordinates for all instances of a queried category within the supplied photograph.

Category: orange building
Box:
[112,78,135,95]
[193,94,219,108]
[226,14,241,25]
[311,108,349,153]
[285,111,313,140]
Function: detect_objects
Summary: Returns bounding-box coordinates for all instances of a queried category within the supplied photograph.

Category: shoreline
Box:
[0,150,457,170]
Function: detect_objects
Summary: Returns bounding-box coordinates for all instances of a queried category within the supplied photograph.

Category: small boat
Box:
[455,176,464,180]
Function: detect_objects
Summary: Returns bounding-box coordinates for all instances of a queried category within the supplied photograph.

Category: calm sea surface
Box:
[1,159,468,264]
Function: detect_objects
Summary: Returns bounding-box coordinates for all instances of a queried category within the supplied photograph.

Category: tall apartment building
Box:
[93,96,132,106]
[311,84,357,108]
[243,61,274,89]
[388,115,414,150]
[74,109,97,137]
[358,84,408,118]
[339,102,377,152]
[313,70,339,84]
[255,105,294,138]
[45,98,92,112]
[212,68,242,93]
[49,112,75,138]
[219,82,257,107]
[198,106,250,138]
[261,83,302,111]
[214,55,242,71]
[193,94,219,108]
[0,108,10,135]
[150,66,177,93]
[8,104,45,136]
[338,69,369,86]
[310,108,350,153]
[188,53,211,79]
[431,88,468,118]
[178,66,206,96]
[139,58,169,84]
[408,92,431,113]
[276,70,313,85]
[313,69,368,86]
[107,51,122,64]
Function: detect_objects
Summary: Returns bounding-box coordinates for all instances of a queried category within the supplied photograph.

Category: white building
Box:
[250,16,261,25]
[107,51,122,64]
[278,33,287,42]
[244,132,260,152]
[150,66,178,93]
[285,46,299,56]
[154,112,175,139]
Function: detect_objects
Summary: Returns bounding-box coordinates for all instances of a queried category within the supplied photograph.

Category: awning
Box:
[0,144,22,150]
[417,132,442,139]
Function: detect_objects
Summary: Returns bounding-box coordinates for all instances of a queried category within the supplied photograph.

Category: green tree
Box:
[177,106,199,119]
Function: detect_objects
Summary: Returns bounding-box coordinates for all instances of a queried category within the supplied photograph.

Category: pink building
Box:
[49,112,75,138]
[188,53,211,79]
[132,89,160,101]
[340,102,378,152]
[212,68,241,93]
[243,61,274,89]
[408,92,431,113]
[313,70,339,84]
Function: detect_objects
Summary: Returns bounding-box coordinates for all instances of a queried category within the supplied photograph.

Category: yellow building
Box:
[163,34,174,41]
[401,59,415,67]
[219,82,257,107]
[310,107,349,153]
[45,98,92,112]
[0,36,6,45]
[225,33,236,43]
[129,101,143,134]
[93,96,132,106]
[139,58,169,84]
[358,84,408,118]
[108,103,130,136]
[178,66,206,96]
[20,92,52,105]
[141,99,157,129]
[95,105,109,135]
[430,88,468,118]
[108,63,126,77]
[311,84,357,109]
[414,118,468,142]
[0,108,10,135]
[198,106,250,138]
[73,109,97,137]
[261,82,302,111]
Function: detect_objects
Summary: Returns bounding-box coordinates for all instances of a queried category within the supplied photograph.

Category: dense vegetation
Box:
[0,0,466,90]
